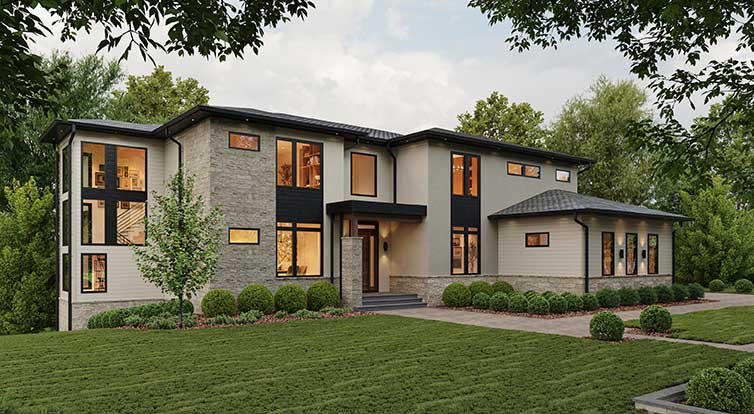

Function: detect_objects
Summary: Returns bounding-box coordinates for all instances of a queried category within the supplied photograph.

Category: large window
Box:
[351,152,377,197]
[82,143,106,189]
[62,253,70,292]
[116,147,146,191]
[229,132,260,151]
[525,232,549,247]
[648,234,658,274]
[82,254,106,293]
[626,233,638,275]
[277,222,321,276]
[452,226,479,275]
[451,153,479,197]
[508,162,540,178]
[229,228,259,244]
[602,232,614,276]
[277,139,321,189]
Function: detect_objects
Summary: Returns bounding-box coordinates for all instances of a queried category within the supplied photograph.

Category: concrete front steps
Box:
[357,293,427,311]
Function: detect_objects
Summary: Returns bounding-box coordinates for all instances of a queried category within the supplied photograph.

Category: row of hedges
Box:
[201,281,340,317]
[709,278,754,294]
[686,357,754,414]
[88,299,195,329]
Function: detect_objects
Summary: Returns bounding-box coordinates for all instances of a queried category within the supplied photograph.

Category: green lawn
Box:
[626,306,754,345]
[0,315,747,414]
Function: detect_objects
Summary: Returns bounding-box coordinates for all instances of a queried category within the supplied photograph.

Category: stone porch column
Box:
[341,237,363,308]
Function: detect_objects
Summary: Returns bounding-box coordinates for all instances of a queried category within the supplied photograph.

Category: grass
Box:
[626,306,754,345]
[0,315,748,414]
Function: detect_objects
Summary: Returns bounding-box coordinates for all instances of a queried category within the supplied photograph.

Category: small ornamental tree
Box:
[133,170,223,327]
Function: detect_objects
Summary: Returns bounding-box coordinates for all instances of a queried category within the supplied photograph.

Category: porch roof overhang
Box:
[326,200,426,221]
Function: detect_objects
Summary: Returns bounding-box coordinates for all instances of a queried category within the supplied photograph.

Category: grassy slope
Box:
[626,306,754,345]
[0,315,746,414]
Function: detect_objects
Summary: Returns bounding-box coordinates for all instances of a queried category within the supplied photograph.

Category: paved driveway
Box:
[379,293,754,352]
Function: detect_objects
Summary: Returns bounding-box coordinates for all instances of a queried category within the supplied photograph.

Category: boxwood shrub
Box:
[469,281,494,297]
[639,305,672,333]
[671,284,689,301]
[617,288,640,306]
[637,286,658,305]
[548,295,568,314]
[654,285,674,303]
[492,281,514,294]
[306,281,339,311]
[687,283,705,300]
[523,290,538,300]
[201,289,236,317]
[527,295,550,315]
[735,278,754,294]
[709,279,726,292]
[686,367,754,414]
[563,293,583,312]
[237,284,274,314]
[733,358,754,390]
[472,292,490,309]
[589,311,624,341]
[489,292,509,311]
[509,293,528,313]
[87,299,195,329]
[274,284,307,313]
[442,283,471,307]
[596,288,621,308]
[542,291,556,299]
[581,293,599,311]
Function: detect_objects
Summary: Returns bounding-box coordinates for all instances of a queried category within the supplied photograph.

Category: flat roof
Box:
[326,200,426,220]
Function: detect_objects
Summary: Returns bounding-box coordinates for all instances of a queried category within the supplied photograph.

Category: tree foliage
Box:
[456,91,546,147]
[133,170,223,326]
[0,178,56,334]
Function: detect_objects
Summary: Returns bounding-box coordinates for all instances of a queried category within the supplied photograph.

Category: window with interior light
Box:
[229,228,259,244]
[556,169,571,182]
[452,226,479,275]
[451,153,479,197]
[229,132,260,151]
[648,234,658,274]
[81,253,107,293]
[626,233,638,275]
[525,232,549,247]
[602,232,614,276]
[277,139,321,189]
[276,222,321,277]
[508,161,541,178]
[351,152,376,197]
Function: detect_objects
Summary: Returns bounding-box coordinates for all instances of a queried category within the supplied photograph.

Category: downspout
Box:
[672,221,682,284]
[168,131,186,326]
[574,215,589,293]
[67,125,76,331]
[54,138,60,332]
[386,142,397,203]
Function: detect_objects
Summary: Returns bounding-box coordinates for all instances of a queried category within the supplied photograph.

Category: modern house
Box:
[42,106,689,330]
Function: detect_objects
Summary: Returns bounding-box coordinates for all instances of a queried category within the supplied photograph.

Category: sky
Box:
[31,0,744,134]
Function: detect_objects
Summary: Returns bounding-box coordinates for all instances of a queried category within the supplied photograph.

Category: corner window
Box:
[229,228,260,244]
[508,162,540,179]
[451,153,479,197]
[277,222,321,277]
[452,226,479,275]
[81,254,106,293]
[525,232,549,247]
[602,232,614,276]
[351,152,377,197]
[626,233,638,275]
[62,145,71,193]
[229,132,260,151]
[556,169,571,182]
[82,143,106,189]
[62,200,70,246]
[62,253,70,292]
[277,139,321,189]
[648,234,658,274]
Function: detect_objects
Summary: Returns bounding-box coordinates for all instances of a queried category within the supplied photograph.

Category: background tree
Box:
[456,91,546,147]
[106,66,210,124]
[0,178,55,334]
[134,171,223,326]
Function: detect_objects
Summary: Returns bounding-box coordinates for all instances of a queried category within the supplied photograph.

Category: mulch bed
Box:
[624,327,677,338]
[440,299,715,319]
[121,311,372,331]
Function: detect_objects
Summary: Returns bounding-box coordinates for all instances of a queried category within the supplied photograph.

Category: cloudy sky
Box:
[33,0,742,133]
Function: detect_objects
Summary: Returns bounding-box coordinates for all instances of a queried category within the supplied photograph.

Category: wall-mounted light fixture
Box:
[383,241,389,252]
[619,249,624,259]
[642,249,647,259]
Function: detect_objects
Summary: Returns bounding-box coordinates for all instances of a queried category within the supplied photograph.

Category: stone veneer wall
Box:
[71,299,166,330]
[340,237,362,308]
[58,298,69,331]
[589,275,672,291]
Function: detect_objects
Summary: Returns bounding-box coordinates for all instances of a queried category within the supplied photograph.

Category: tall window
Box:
[626,233,638,275]
[351,152,376,196]
[62,254,70,292]
[648,234,658,274]
[602,232,614,276]
[452,226,479,275]
[508,162,540,178]
[229,132,260,151]
[82,254,106,293]
[62,200,70,246]
[451,153,479,197]
[82,143,106,189]
[277,222,321,276]
[62,145,71,193]
[82,200,105,244]
[277,139,321,189]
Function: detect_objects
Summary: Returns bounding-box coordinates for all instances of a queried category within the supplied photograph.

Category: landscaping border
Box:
[633,383,727,414]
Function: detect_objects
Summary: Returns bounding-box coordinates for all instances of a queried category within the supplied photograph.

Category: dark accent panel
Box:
[451,196,480,227]
[326,200,426,219]
[105,145,117,190]
[105,200,117,245]
[81,188,147,203]
[276,187,323,223]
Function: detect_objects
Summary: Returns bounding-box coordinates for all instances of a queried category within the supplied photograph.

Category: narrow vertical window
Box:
[82,200,106,244]
[451,226,480,275]
[451,229,465,275]
[648,234,658,274]
[626,233,638,275]
[468,155,479,197]
[296,142,321,189]
[351,152,377,196]
[467,227,479,274]
[62,145,71,193]
[452,154,465,196]
[62,253,70,292]
[602,232,614,276]
[62,200,70,246]
[452,153,479,197]
[82,143,106,189]
[81,254,107,293]
[277,140,293,187]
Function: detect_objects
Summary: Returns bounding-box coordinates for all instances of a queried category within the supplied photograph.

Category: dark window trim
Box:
[228,227,260,245]
[80,253,107,294]
[228,131,260,151]
[450,225,481,275]
[276,221,323,277]
[276,137,323,191]
[62,144,71,193]
[525,232,550,247]
[450,152,480,198]
[350,152,378,197]
[648,233,659,275]
[626,232,638,275]
[602,231,615,276]
[62,253,70,292]
[556,169,571,183]
[507,161,541,179]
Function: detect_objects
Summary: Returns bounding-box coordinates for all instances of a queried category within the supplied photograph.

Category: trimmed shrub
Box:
[306,281,339,311]
[563,293,583,312]
[274,284,307,313]
[618,288,640,306]
[709,279,726,292]
[527,295,550,315]
[548,295,568,314]
[637,286,658,305]
[469,281,494,298]
[735,279,754,294]
[472,292,490,309]
[654,285,674,303]
[687,283,705,300]
[686,367,754,414]
[492,281,514,294]
[442,283,472,307]
[320,307,352,316]
[123,314,145,327]
[581,293,599,311]
[542,291,556,299]
[274,310,288,319]
[237,284,274,314]
[524,290,538,300]
[201,289,236,317]
[733,357,754,388]
[639,305,672,333]
[596,288,621,308]
[207,314,237,326]
[489,292,509,311]
[237,310,263,324]
[146,313,179,330]
[671,284,689,301]
[589,311,624,341]
[509,293,528,313]
[294,309,323,319]
[164,299,195,316]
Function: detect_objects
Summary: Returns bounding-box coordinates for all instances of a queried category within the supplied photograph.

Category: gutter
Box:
[672,221,682,284]
[67,125,76,331]
[573,215,589,293]
[386,142,397,203]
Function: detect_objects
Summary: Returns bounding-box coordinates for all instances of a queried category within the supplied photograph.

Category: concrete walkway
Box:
[379,293,754,352]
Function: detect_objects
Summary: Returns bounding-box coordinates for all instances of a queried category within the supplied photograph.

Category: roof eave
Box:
[488,208,691,222]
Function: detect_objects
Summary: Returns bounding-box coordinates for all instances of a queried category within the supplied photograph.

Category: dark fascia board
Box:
[40,120,159,144]
[326,200,427,218]
[488,209,692,222]
[388,128,595,166]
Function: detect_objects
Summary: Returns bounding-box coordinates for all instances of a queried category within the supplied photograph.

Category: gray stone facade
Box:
[590,275,672,291]
[341,237,362,308]
[71,299,166,330]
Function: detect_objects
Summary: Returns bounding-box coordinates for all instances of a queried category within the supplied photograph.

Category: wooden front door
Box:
[358,224,378,292]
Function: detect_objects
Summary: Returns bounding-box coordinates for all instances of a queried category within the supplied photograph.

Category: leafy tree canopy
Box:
[456,91,546,147]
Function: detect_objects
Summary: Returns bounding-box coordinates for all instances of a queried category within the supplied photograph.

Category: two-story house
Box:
[42,106,688,330]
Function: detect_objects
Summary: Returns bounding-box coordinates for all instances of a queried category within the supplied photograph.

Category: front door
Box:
[358,223,378,292]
